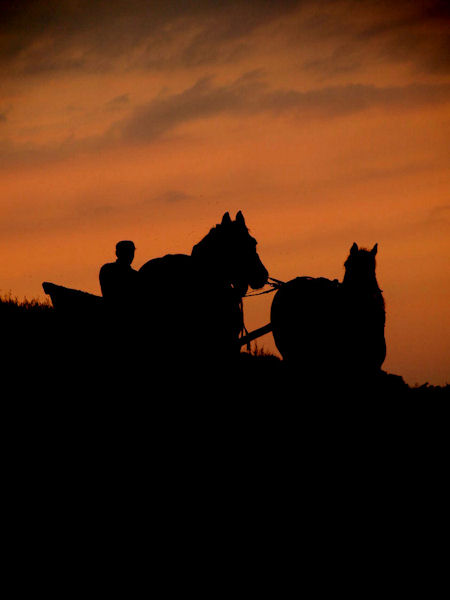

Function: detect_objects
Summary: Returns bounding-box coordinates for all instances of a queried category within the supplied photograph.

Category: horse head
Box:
[343,242,379,290]
[192,211,268,296]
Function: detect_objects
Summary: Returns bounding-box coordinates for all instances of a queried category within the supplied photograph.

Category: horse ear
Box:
[235,211,246,226]
[371,243,378,256]
[221,212,232,225]
[350,242,358,255]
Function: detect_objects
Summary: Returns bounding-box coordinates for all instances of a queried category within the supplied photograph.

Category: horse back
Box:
[138,253,243,359]
[271,276,386,376]
[139,254,192,287]
[271,276,343,366]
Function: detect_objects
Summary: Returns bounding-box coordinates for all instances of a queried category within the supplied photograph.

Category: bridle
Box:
[238,276,285,350]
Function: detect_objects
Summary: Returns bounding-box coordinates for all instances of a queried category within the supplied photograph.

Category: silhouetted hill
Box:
[2,294,448,563]
[1,295,448,398]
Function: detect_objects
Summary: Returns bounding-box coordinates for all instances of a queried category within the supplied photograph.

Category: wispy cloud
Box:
[0,0,298,75]
[299,0,450,77]
[4,1,448,79]
[2,73,450,167]
[104,94,130,112]
[152,190,193,203]
[113,75,450,144]
[0,187,195,238]
[428,204,450,222]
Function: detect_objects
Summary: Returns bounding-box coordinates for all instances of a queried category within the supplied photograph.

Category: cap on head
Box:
[115,240,136,264]
[116,240,135,253]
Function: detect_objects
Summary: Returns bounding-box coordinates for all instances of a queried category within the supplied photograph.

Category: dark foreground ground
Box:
[1,295,448,401]
[2,298,448,586]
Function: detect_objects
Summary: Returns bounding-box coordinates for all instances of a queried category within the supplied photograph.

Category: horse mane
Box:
[191,219,249,260]
[188,211,267,301]
[191,225,220,260]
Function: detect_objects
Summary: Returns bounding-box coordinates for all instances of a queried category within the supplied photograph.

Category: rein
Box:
[243,277,285,297]
[238,297,250,351]
[239,276,285,349]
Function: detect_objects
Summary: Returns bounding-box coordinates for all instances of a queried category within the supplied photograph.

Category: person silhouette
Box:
[99,241,139,310]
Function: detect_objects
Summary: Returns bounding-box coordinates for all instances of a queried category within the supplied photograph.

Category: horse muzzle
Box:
[249,267,269,290]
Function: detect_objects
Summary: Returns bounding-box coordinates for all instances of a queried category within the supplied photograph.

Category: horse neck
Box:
[343,270,381,295]
[191,229,230,287]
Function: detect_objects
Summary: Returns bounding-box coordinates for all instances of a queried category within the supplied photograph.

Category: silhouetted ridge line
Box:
[2,294,448,395]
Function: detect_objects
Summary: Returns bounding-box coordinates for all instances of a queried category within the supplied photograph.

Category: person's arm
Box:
[99,264,111,298]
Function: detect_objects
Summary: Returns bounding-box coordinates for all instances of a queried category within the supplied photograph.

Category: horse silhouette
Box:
[270,243,386,383]
[138,211,268,362]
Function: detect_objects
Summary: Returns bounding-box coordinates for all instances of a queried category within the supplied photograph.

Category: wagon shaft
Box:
[239,323,272,347]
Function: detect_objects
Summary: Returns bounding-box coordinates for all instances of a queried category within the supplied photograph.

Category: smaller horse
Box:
[270,243,386,383]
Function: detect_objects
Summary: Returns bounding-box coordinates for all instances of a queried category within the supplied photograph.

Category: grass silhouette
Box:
[1,295,448,397]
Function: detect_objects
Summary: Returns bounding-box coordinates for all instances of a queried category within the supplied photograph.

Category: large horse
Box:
[270,243,386,383]
[138,211,268,363]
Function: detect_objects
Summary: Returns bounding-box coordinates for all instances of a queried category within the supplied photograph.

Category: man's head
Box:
[115,240,135,265]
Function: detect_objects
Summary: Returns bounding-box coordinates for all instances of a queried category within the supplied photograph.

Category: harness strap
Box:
[239,275,284,350]
[243,277,285,297]
[237,298,251,351]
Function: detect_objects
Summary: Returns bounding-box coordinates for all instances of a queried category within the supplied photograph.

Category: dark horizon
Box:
[1,1,449,386]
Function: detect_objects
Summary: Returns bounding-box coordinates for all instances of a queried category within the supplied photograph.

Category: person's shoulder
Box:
[99,262,117,274]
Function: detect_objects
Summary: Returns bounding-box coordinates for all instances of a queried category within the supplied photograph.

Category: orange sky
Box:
[1,0,449,385]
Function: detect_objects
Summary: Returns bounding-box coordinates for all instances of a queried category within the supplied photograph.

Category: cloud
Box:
[1,0,449,82]
[0,0,299,75]
[0,104,12,123]
[104,94,130,111]
[152,190,193,203]
[0,187,195,238]
[1,73,450,167]
[111,76,450,144]
[421,204,450,233]
[110,72,267,142]
[428,204,450,221]
[300,0,450,77]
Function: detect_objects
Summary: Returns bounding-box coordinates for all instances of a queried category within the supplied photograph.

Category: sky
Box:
[1,0,449,385]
